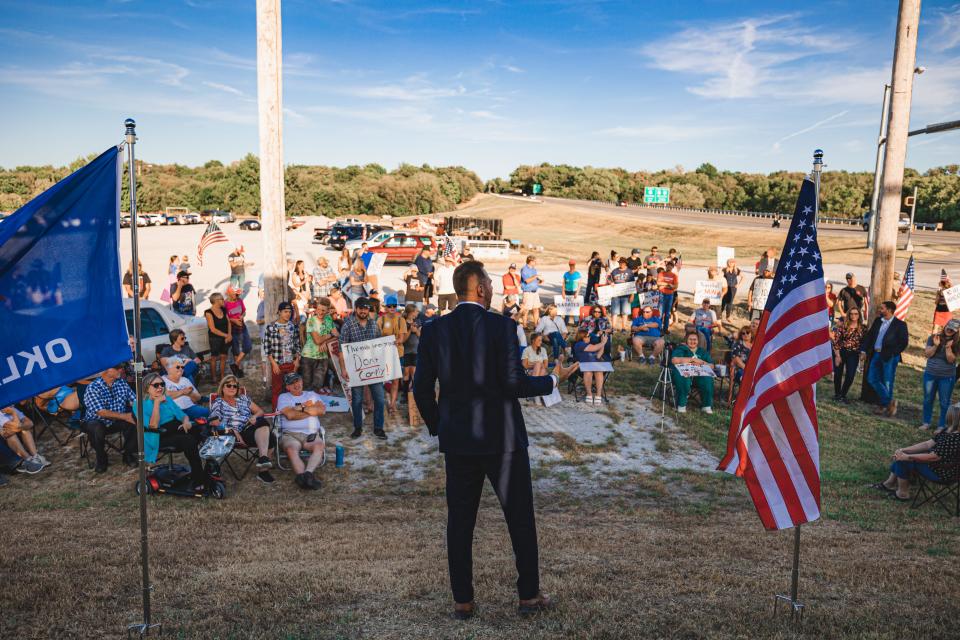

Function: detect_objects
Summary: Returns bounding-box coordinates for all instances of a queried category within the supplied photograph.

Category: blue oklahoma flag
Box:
[0,146,131,408]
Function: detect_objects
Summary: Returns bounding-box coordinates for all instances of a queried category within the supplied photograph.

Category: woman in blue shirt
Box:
[135,373,208,490]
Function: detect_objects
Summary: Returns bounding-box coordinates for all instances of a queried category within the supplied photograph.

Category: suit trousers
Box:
[444,449,540,604]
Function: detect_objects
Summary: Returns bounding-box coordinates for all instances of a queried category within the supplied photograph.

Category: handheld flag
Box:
[440,235,460,262]
[894,256,915,320]
[197,221,228,266]
[718,178,833,530]
[0,147,130,409]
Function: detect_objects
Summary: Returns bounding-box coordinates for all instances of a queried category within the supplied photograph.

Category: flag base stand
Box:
[126,622,162,638]
[650,360,675,432]
[772,525,805,624]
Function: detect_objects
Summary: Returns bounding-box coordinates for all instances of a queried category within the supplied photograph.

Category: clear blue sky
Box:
[1,0,958,179]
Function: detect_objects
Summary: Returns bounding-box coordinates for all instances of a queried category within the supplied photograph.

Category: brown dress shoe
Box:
[518,592,554,616]
[453,601,475,620]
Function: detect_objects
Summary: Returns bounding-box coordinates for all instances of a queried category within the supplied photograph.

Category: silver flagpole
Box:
[125,118,161,638]
[811,149,823,229]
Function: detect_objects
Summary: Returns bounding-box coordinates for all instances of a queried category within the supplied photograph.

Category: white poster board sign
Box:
[541,386,562,407]
[694,280,723,304]
[596,281,636,305]
[752,278,773,310]
[340,336,402,387]
[717,246,735,268]
[637,290,661,311]
[553,295,581,316]
[674,363,717,378]
[943,284,960,312]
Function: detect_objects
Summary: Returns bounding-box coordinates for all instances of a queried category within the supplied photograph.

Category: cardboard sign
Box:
[553,295,581,316]
[326,341,353,400]
[943,284,960,312]
[717,246,735,268]
[340,336,402,387]
[694,280,723,304]
[752,278,773,310]
[637,290,661,312]
[596,281,636,305]
[674,363,717,378]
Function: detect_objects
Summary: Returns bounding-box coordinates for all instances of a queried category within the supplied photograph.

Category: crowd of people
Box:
[2,238,958,500]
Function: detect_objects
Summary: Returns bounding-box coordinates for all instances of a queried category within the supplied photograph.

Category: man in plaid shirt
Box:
[311,257,337,298]
[264,301,302,408]
[82,363,138,472]
[338,297,386,440]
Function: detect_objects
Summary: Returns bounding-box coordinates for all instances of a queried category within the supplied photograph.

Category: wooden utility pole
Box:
[869,0,920,320]
[256,0,286,322]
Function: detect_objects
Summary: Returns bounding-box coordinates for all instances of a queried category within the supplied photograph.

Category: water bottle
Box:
[335,442,345,468]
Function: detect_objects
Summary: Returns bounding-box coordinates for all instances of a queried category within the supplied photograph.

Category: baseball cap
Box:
[568,259,576,265]
[226,285,241,295]
[845,272,855,279]
[277,301,293,312]
[177,270,191,278]
[946,319,960,332]
[424,303,438,311]
[354,297,372,309]
[631,248,641,255]
[283,372,302,386]
[385,294,399,306]
[509,263,517,269]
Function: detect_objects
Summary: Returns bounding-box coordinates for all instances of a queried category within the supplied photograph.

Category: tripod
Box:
[650,345,676,432]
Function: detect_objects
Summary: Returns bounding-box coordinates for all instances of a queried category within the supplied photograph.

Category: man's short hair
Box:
[453,260,487,297]
[168,328,185,342]
[882,300,897,313]
[525,255,536,264]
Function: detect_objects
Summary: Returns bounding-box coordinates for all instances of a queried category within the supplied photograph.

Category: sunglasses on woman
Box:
[150,382,165,389]
[223,383,239,389]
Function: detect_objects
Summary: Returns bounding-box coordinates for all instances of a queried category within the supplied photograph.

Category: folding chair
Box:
[271,413,325,472]
[209,391,269,482]
[27,397,69,446]
[911,463,960,517]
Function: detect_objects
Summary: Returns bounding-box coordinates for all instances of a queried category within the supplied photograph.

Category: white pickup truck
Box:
[122,299,211,365]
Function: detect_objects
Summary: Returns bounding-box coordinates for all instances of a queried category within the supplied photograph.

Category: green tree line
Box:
[0,153,484,218]
[493,162,960,230]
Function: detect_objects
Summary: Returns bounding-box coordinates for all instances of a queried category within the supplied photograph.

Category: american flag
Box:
[439,235,459,262]
[196,221,228,266]
[718,178,833,530]
[894,256,915,320]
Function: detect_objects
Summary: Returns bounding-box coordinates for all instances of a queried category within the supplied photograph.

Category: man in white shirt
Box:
[163,358,208,420]
[435,258,458,314]
[535,306,569,361]
[276,372,327,489]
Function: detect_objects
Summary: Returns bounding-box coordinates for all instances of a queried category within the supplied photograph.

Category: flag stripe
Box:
[749,408,808,525]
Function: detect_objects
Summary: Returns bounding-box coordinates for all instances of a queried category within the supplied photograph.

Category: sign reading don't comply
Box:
[340,336,402,387]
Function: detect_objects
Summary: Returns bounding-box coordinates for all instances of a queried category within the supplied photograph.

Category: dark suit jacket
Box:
[862,316,909,361]
[413,302,554,455]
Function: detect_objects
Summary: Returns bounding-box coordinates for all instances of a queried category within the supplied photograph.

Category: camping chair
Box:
[27,396,69,446]
[566,352,611,404]
[911,463,960,517]
[208,390,271,482]
[271,413,326,472]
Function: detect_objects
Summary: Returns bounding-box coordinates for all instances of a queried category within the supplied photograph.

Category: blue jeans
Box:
[229,273,244,289]
[660,293,675,332]
[867,354,899,406]
[922,371,957,427]
[182,360,199,384]
[890,460,940,481]
[697,328,713,352]
[547,332,567,360]
[351,382,384,431]
[611,295,631,316]
[231,325,252,356]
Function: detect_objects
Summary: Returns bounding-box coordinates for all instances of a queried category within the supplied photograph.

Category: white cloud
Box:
[502,64,525,74]
[468,110,503,120]
[203,81,245,97]
[642,15,856,99]
[930,5,960,52]
[595,124,730,142]
[772,110,849,151]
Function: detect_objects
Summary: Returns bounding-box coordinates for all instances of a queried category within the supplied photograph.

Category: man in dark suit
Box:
[861,300,909,416]
[413,260,563,620]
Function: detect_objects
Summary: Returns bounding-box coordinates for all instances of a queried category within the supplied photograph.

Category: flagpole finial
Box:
[812,149,823,171]
[124,118,137,143]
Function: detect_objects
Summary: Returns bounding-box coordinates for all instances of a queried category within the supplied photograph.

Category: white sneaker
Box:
[703,406,713,415]
[34,453,51,467]
[677,406,687,413]
[593,396,602,405]
[584,395,594,404]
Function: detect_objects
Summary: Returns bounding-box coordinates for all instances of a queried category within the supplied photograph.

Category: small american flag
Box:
[894,255,915,320]
[440,235,459,262]
[197,221,228,266]
[719,178,833,530]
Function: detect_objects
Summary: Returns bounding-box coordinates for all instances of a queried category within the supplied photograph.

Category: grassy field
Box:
[4,200,960,638]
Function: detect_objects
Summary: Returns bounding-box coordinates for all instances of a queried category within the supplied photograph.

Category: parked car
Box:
[861,212,910,232]
[366,233,437,264]
[122,299,210,365]
[327,224,392,250]
[344,228,400,253]
[120,215,131,228]
[203,209,236,224]
[144,213,165,226]
[239,219,262,231]
[184,212,202,224]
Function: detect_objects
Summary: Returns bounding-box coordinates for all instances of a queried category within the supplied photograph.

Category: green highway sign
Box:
[643,187,670,204]
[532,182,543,195]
